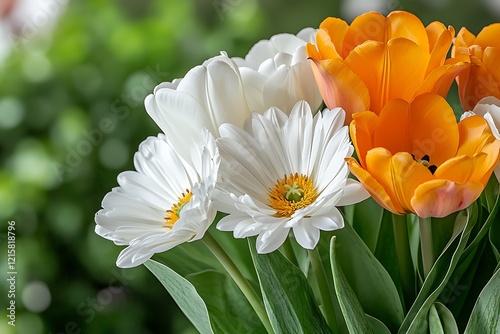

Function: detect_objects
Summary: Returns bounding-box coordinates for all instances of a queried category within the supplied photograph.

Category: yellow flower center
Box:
[268,173,318,217]
[165,189,192,228]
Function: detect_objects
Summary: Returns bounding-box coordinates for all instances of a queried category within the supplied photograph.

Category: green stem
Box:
[308,247,337,332]
[419,216,434,278]
[392,213,415,310]
[203,232,274,334]
[281,237,299,267]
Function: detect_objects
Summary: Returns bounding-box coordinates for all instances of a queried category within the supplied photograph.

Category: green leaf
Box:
[144,260,214,334]
[366,315,391,334]
[330,236,374,334]
[248,238,331,334]
[400,206,478,334]
[187,270,266,334]
[464,269,500,334]
[345,197,384,253]
[428,303,459,334]
[331,218,404,332]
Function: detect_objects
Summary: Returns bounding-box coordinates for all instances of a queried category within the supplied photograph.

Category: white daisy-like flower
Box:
[233,28,323,114]
[95,129,220,268]
[214,101,369,253]
[462,96,500,182]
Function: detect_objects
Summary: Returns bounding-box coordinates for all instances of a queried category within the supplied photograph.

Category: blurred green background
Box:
[0,0,498,333]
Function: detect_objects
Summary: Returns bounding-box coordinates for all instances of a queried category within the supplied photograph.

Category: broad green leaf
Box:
[439,193,500,318]
[248,238,331,334]
[345,197,384,253]
[400,206,478,334]
[331,218,404,332]
[464,269,500,334]
[373,209,405,305]
[429,304,445,334]
[144,260,213,334]
[489,193,500,262]
[366,314,391,334]
[430,213,460,265]
[330,236,374,334]
[187,270,266,334]
[428,303,459,334]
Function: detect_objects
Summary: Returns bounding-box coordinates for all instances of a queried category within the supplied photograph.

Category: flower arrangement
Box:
[95,10,500,334]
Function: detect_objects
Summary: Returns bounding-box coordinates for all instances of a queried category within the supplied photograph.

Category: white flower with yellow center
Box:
[215,101,369,253]
[233,28,323,114]
[95,130,219,268]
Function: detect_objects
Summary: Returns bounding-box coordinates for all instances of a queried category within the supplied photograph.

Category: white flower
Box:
[214,101,369,253]
[95,130,220,268]
[145,53,251,162]
[464,96,500,182]
[233,28,323,114]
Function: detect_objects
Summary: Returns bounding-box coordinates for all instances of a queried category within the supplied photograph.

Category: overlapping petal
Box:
[233,28,323,113]
[348,93,500,218]
[215,101,368,253]
[307,11,467,121]
[452,24,500,110]
[95,131,220,268]
[463,96,500,182]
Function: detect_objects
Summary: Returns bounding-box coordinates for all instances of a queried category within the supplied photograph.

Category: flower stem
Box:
[281,237,299,267]
[392,213,415,310]
[419,216,434,278]
[203,232,274,334]
[308,247,337,332]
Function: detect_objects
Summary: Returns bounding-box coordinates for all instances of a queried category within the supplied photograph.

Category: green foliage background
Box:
[0,0,497,333]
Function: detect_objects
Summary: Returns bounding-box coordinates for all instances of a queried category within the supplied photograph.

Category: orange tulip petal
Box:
[345,38,429,114]
[411,179,483,218]
[482,47,500,85]
[342,11,429,57]
[350,111,379,167]
[364,148,407,213]
[433,154,485,184]
[475,23,500,49]
[306,42,322,61]
[373,98,412,154]
[388,152,434,213]
[453,27,476,52]
[457,115,492,155]
[426,21,448,53]
[456,58,493,110]
[416,61,469,98]
[425,24,454,76]
[385,11,429,49]
[318,17,349,58]
[342,11,386,57]
[408,94,459,165]
[309,58,370,123]
[346,157,404,214]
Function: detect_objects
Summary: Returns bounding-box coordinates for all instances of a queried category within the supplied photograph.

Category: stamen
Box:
[269,173,317,217]
[284,182,304,202]
[165,189,192,227]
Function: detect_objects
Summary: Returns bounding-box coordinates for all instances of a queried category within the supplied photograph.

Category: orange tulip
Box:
[307,11,468,123]
[346,93,500,218]
[452,23,500,111]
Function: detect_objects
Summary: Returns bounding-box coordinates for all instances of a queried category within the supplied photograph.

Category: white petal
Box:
[293,221,320,250]
[336,179,370,206]
[256,223,289,254]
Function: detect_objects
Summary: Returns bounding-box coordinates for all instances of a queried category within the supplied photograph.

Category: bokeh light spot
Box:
[22,281,52,313]
[0,97,25,129]
[99,138,129,169]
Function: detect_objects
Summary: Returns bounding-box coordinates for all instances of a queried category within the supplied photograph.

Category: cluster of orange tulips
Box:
[307,11,500,219]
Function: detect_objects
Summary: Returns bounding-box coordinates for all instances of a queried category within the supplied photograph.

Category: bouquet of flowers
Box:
[95,10,500,334]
